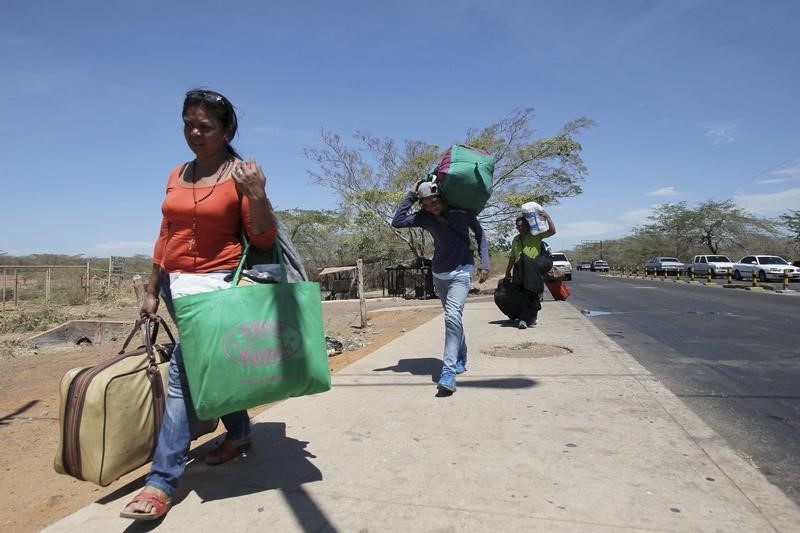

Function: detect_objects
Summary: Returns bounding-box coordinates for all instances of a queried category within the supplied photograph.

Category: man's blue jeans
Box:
[146,271,250,497]
[432,273,470,377]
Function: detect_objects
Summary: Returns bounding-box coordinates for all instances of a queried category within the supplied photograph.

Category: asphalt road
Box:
[564,272,800,504]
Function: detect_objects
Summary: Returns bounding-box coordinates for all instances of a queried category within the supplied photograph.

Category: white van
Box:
[550,252,572,281]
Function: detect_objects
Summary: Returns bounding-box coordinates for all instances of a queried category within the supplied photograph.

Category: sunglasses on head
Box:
[185,90,226,104]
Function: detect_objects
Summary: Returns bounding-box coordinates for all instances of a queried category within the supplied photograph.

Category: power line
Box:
[712,152,800,200]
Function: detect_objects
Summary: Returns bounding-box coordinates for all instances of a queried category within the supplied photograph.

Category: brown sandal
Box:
[205,436,252,466]
[119,488,172,521]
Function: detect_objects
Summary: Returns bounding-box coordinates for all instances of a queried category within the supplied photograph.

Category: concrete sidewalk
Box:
[45,296,800,532]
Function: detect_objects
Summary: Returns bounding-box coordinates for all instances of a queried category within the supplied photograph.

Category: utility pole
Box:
[580,240,603,260]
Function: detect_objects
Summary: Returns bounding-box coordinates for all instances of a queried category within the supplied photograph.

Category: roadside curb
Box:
[605,274,800,295]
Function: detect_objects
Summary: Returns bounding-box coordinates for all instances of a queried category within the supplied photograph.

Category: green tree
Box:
[304,109,594,261]
[338,208,412,264]
[607,229,672,266]
[274,208,348,275]
[637,202,696,258]
[779,209,800,242]
[692,200,775,254]
[465,112,594,228]
[640,200,775,256]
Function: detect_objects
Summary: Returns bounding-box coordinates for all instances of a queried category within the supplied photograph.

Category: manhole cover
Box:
[488,342,573,358]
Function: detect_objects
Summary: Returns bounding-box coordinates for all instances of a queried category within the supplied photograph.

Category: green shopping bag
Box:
[173,242,330,420]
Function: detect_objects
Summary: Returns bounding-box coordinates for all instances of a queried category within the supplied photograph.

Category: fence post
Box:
[357,259,367,328]
[706,268,712,283]
[727,267,732,284]
[107,258,112,292]
[45,268,51,306]
[751,269,757,287]
[783,270,789,291]
[14,268,19,307]
[132,274,145,308]
[2,267,5,310]
[86,262,91,304]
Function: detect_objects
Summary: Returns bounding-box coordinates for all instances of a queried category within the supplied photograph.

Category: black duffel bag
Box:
[494,277,525,320]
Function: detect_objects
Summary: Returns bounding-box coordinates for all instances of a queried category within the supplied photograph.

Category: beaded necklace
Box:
[186,157,231,252]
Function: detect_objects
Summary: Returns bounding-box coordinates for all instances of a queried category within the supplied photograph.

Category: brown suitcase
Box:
[54,318,218,486]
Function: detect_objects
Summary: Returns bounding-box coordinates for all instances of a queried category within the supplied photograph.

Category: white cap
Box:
[417,182,440,199]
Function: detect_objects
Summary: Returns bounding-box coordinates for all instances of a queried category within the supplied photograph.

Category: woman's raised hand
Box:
[232,158,267,200]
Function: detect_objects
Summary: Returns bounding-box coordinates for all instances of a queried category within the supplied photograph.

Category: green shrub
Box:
[0,307,73,334]
[0,338,25,358]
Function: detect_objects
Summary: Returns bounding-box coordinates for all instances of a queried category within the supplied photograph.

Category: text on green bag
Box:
[223,320,302,366]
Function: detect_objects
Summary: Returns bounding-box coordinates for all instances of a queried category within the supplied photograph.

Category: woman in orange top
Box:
[121,89,277,521]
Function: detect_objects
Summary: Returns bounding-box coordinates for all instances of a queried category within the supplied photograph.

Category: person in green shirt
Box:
[504,213,557,328]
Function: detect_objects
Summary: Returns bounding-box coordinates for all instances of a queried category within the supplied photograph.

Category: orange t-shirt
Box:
[153,164,277,273]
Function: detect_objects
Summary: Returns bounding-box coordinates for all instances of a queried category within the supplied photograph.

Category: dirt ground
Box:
[0,298,443,532]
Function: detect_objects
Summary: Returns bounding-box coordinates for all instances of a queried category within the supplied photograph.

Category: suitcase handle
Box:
[142,317,176,366]
[118,317,176,360]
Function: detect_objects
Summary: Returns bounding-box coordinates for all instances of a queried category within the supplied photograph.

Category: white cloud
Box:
[619,207,655,225]
[702,121,737,146]
[756,177,793,185]
[773,166,800,177]
[646,186,678,197]
[756,167,800,185]
[733,187,800,216]
[757,165,800,184]
[557,220,620,239]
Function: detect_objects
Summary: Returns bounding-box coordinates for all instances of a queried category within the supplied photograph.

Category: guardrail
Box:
[604,266,795,292]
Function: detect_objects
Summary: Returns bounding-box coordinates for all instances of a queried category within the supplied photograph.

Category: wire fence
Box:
[1,263,149,309]
[1,256,449,310]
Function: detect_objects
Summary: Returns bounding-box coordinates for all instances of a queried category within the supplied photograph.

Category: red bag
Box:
[545,280,570,301]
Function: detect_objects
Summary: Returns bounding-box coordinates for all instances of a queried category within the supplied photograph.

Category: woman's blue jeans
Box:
[146,271,250,497]
[432,274,470,377]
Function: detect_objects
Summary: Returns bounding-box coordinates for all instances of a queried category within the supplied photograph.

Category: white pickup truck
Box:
[689,255,735,278]
[732,255,800,282]
[550,252,572,281]
[643,256,685,275]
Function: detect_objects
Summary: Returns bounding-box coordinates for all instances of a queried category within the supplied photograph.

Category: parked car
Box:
[590,260,609,272]
[689,255,735,278]
[732,255,800,282]
[550,252,572,281]
[643,256,684,275]
[577,261,592,271]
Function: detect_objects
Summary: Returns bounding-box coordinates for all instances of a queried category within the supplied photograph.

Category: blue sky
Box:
[1,0,798,257]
